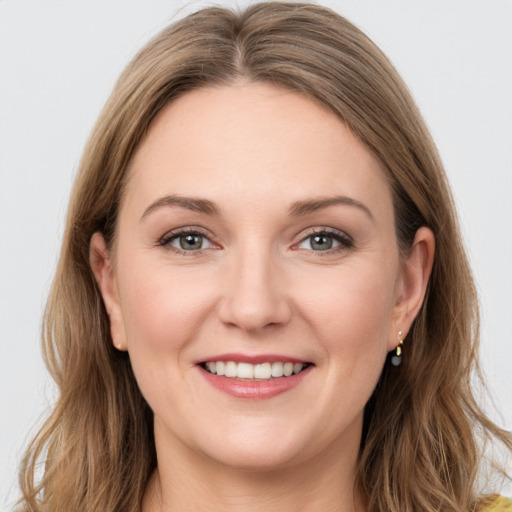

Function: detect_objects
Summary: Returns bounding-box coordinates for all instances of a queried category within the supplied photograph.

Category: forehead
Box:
[124,82,392,217]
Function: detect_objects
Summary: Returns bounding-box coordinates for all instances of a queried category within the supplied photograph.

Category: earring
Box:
[391,330,404,366]
[113,339,125,351]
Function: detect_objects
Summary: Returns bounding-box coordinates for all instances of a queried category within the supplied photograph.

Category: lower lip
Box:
[199,366,312,399]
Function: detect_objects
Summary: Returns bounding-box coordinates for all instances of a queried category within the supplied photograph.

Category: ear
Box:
[389,227,435,350]
[89,232,127,351]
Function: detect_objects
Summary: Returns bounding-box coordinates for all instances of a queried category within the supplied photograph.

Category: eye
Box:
[297,230,352,252]
[161,230,213,252]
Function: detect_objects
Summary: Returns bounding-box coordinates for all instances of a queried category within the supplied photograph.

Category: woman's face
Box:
[92,83,430,471]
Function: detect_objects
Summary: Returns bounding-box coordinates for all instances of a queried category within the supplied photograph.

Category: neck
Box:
[142,421,366,512]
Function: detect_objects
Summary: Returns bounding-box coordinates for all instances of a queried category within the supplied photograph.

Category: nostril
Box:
[218,292,293,332]
[215,255,292,330]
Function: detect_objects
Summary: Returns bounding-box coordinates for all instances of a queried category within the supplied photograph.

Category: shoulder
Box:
[481,496,512,512]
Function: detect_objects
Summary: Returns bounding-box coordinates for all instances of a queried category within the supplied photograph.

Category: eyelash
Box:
[158,227,354,255]
[159,228,216,255]
[294,227,354,255]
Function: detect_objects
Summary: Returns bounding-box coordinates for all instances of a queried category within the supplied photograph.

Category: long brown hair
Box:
[18,3,511,511]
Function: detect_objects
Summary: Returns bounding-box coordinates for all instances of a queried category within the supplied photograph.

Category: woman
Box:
[17,2,511,511]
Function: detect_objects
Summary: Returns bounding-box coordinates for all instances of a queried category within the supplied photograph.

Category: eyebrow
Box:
[141,195,221,220]
[289,195,374,221]
[140,194,374,222]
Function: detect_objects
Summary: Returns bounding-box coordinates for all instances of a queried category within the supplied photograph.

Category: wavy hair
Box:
[18,3,511,511]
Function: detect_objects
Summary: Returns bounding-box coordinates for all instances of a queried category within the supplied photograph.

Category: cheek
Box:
[119,262,212,348]
[116,261,219,402]
[275,260,399,448]
[116,262,222,421]
[295,260,397,362]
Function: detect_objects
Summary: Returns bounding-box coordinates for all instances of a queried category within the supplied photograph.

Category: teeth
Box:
[203,361,306,380]
[225,361,237,377]
[271,362,284,377]
[237,362,254,379]
[254,363,271,379]
[216,361,225,376]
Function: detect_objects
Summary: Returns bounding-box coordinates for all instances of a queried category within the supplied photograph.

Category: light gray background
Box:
[1,1,511,509]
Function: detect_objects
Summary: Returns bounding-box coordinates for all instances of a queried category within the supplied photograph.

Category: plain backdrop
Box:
[1,0,511,509]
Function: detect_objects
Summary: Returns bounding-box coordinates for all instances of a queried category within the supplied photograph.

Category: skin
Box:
[90,83,434,512]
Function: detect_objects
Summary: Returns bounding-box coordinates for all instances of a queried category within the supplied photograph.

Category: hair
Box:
[18,2,511,511]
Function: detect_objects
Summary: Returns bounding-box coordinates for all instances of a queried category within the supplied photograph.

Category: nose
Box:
[218,243,292,332]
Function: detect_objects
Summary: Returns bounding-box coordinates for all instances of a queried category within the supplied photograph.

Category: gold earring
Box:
[391,330,404,366]
[114,339,124,351]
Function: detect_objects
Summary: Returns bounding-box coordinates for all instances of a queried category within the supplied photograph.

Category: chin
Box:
[204,440,306,473]
[193,415,343,473]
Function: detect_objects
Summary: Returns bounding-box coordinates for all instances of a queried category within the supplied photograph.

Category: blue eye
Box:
[297,231,352,252]
[163,231,213,251]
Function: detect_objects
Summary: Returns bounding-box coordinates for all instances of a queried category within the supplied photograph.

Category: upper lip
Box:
[196,353,311,365]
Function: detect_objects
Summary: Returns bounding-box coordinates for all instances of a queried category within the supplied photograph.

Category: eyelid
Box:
[157,225,353,255]
[293,227,354,252]
[158,226,220,254]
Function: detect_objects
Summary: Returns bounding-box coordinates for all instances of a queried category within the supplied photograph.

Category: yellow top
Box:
[484,496,512,511]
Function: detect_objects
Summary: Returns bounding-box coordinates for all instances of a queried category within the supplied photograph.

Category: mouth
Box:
[196,354,314,399]
[200,360,311,380]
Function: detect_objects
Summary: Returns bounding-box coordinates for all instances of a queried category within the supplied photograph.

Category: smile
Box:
[202,361,309,380]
